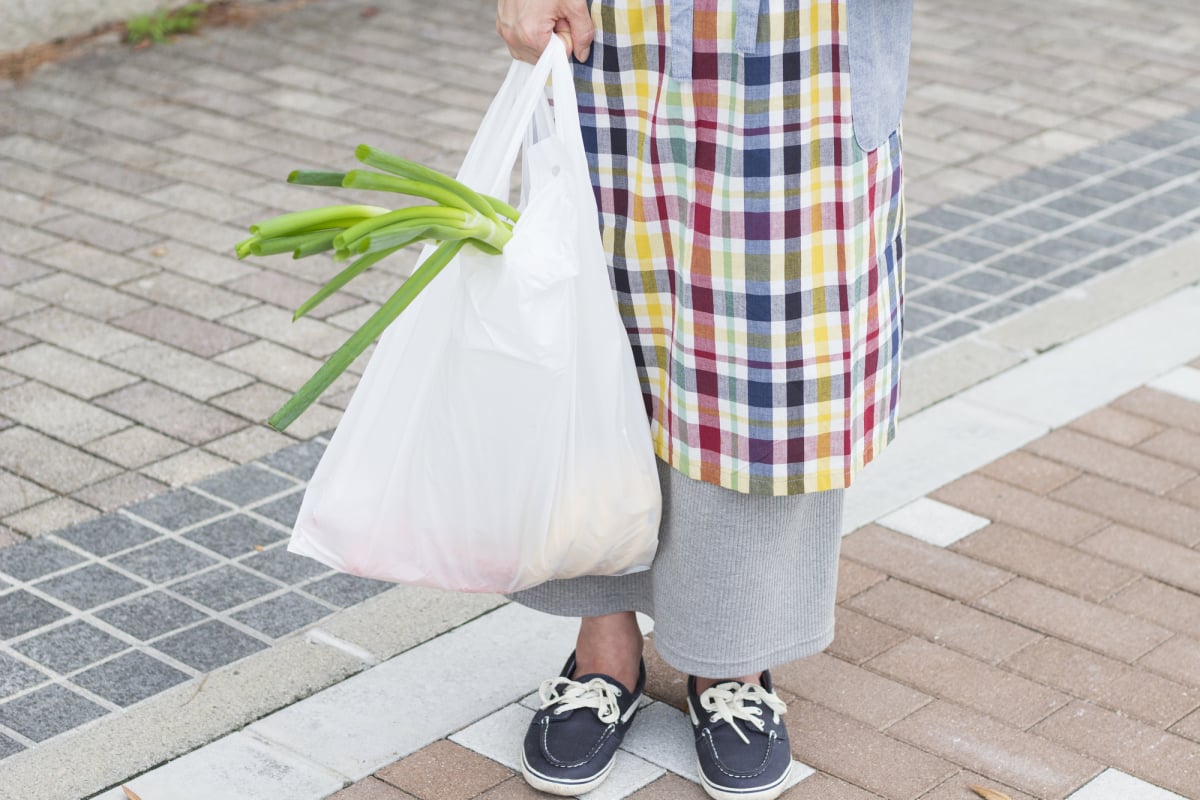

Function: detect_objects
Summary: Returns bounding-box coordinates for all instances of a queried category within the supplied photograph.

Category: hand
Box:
[496,0,594,64]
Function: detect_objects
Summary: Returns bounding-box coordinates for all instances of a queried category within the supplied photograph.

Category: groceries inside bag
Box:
[288,39,662,593]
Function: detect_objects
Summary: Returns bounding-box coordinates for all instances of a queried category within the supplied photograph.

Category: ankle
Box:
[573,612,644,690]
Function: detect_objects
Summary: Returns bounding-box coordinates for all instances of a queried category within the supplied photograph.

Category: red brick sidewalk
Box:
[332,376,1200,800]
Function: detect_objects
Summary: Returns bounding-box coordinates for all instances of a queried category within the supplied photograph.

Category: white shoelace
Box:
[539,677,624,725]
[699,682,788,745]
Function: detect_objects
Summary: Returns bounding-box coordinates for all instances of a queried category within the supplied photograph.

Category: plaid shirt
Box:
[578,0,906,495]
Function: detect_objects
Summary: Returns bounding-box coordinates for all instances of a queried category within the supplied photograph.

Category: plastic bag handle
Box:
[457,37,583,199]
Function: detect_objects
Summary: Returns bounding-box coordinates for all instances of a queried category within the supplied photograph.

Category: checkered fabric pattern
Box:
[577,0,906,495]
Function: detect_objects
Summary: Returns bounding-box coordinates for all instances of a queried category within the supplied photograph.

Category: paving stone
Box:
[60,158,171,195]
[0,343,138,399]
[225,270,362,320]
[73,471,167,513]
[127,240,256,285]
[827,606,910,666]
[203,425,296,463]
[948,267,1025,295]
[989,251,1060,280]
[12,619,129,674]
[0,287,45,321]
[1034,701,1200,798]
[953,523,1137,602]
[301,572,393,608]
[0,589,69,638]
[978,450,1081,494]
[907,285,988,314]
[127,488,231,531]
[786,698,955,799]
[1113,388,1200,436]
[122,272,257,321]
[152,619,267,672]
[103,341,253,401]
[835,559,886,603]
[216,339,354,394]
[0,684,108,742]
[1138,428,1200,472]
[111,306,254,358]
[841,524,1010,601]
[38,213,158,254]
[83,425,189,470]
[931,473,1107,545]
[4,496,100,537]
[54,513,159,557]
[0,653,49,700]
[111,538,218,584]
[6,307,145,358]
[625,773,709,800]
[0,427,122,493]
[772,651,930,730]
[95,591,209,641]
[0,325,34,356]
[331,777,418,800]
[890,700,1100,798]
[240,486,304,530]
[16,272,148,321]
[0,219,60,256]
[141,448,239,488]
[375,739,514,800]
[976,577,1173,663]
[238,542,328,584]
[184,515,288,558]
[194,464,297,507]
[0,380,130,445]
[231,591,332,638]
[1068,406,1165,447]
[867,636,1070,729]
[1138,636,1200,689]
[1060,474,1200,547]
[97,382,246,446]
[170,564,279,611]
[1007,284,1058,307]
[1025,428,1194,495]
[0,469,52,518]
[260,440,327,481]
[0,537,85,581]
[1004,637,1200,729]
[72,649,190,707]
[845,579,1042,665]
[1108,579,1200,641]
[33,563,146,610]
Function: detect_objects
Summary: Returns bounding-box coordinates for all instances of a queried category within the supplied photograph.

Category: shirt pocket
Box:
[847,0,914,153]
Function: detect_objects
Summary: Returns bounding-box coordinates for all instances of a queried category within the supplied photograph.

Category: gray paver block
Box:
[1042,194,1111,218]
[913,207,979,232]
[12,620,128,674]
[926,319,982,342]
[907,251,968,280]
[1008,284,1059,306]
[72,651,189,707]
[0,652,48,700]
[991,251,1060,279]
[1027,237,1096,264]
[0,731,23,760]
[127,488,230,531]
[54,514,159,557]
[169,565,278,612]
[249,490,304,529]
[970,221,1038,247]
[0,538,85,581]
[152,620,267,672]
[1084,180,1142,205]
[195,464,298,507]
[950,194,1017,216]
[302,573,393,609]
[907,285,988,314]
[0,590,69,638]
[0,684,107,742]
[33,564,146,610]
[232,592,333,638]
[183,515,288,559]
[95,592,208,641]
[110,538,217,584]
[930,236,1005,263]
[259,440,326,481]
[238,543,329,584]
[1005,207,1075,234]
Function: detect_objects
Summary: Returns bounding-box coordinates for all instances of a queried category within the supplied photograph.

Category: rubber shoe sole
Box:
[520,750,615,796]
[696,758,792,800]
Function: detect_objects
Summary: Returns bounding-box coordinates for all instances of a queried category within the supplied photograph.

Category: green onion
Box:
[234,144,521,431]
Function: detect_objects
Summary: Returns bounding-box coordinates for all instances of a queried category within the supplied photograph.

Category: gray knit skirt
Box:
[509,460,845,677]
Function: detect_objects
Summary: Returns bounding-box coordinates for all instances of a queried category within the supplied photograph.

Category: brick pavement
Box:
[0,0,1199,529]
[314,375,1200,800]
[0,0,1199,797]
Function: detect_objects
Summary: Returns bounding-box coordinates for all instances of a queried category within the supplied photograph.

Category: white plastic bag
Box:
[288,39,662,594]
